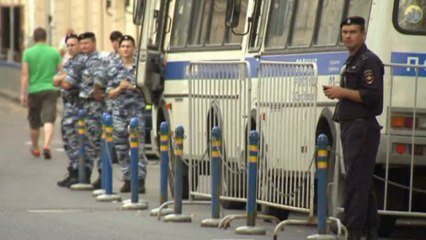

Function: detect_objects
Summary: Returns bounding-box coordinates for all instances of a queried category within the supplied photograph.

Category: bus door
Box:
[133,0,170,105]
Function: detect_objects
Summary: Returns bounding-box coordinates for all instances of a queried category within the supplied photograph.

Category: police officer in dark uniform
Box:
[323,16,384,240]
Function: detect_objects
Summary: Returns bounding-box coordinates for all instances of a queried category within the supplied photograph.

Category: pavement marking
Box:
[28,209,91,213]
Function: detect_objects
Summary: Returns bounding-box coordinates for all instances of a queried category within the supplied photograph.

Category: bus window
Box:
[188,0,209,46]
[248,0,266,51]
[208,0,227,45]
[170,0,194,48]
[394,0,426,34]
[265,0,294,50]
[315,0,344,46]
[347,0,372,24]
[289,0,319,48]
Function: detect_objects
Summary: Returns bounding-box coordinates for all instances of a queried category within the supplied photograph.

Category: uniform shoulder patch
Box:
[363,69,374,85]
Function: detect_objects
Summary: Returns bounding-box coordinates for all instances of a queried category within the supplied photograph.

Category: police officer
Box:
[105,30,123,113]
[54,33,85,187]
[66,32,107,189]
[105,31,124,164]
[107,35,147,193]
[323,16,383,240]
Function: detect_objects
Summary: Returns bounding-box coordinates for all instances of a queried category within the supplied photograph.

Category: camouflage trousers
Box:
[81,99,105,170]
[61,100,80,170]
[112,109,147,180]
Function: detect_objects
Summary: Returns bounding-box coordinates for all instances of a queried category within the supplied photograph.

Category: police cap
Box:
[65,33,78,43]
[340,16,365,29]
[78,32,96,41]
[119,35,136,46]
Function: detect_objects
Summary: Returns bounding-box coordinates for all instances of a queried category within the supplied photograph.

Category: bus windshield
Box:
[394,0,426,34]
[264,0,372,50]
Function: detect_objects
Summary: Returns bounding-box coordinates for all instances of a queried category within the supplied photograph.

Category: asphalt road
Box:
[0,98,425,240]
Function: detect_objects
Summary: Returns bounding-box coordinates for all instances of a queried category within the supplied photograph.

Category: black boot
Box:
[120,180,131,193]
[83,167,92,184]
[91,169,102,189]
[57,167,78,188]
[366,227,378,240]
[138,179,146,194]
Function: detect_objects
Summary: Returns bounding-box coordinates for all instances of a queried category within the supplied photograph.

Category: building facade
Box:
[0,0,138,61]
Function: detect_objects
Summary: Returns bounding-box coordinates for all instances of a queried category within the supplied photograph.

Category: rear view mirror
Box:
[225,0,241,28]
[133,0,146,25]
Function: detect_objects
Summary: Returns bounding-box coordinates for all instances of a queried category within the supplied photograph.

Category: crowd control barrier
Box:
[187,61,251,205]
[256,61,318,215]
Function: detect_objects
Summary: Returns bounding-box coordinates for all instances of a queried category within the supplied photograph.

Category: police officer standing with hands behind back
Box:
[323,16,384,240]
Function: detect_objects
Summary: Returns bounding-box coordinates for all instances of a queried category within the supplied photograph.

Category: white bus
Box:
[132,0,426,236]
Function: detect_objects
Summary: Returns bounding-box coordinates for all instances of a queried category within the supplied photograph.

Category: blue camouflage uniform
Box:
[105,52,122,113]
[66,51,106,171]
[60,54,84,170]
[107,59,147,181]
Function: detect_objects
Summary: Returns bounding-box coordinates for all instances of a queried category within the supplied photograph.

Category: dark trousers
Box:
[340,118,380,231]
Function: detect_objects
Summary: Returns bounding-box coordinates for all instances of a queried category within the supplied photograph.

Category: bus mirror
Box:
[225,0,241,28]
[133,0,145,25]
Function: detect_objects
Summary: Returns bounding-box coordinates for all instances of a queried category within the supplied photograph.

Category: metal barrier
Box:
[368,63,426,231]
[256,61,318,215]
[187,61,251,204]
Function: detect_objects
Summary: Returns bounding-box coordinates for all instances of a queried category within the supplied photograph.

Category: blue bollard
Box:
[316,134,329,234]
[70,109,94,191]
[104,114,114,195]
[235,130,265,235]
[162,125,191,222]
[247,130,259,227]
[173,125,184,215]
[306,134,336,240]
[121,117,148,210]
[160,122,170,205]
[96,113,121,202]
[150,121,174,216]
[211,127,222,220]
[201,126,222,227]
[77,109,87,184]
[93,113,108,196]
[129,117,140,204]
[100,112,109,191]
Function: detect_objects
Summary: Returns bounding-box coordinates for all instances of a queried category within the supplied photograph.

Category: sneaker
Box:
[31,148,41,158]
[120,180,131,193]
[43,148,52,160]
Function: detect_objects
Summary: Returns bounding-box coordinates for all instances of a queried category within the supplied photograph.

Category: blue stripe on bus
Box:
[391,52,426,77]
[164,52,426,80]
[249,52,348,77]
